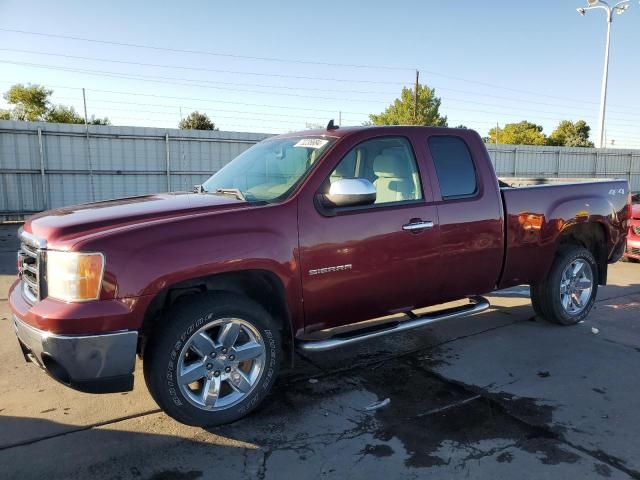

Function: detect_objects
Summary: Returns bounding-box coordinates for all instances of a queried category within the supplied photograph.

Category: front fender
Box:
[74,202,302,329]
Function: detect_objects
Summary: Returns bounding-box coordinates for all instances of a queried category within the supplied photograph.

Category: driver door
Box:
[297,134,441,333]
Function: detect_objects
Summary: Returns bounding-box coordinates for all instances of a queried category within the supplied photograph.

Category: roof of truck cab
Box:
[275,125,473,140]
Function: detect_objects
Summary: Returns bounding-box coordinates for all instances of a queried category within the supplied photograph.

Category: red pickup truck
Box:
[625,197,640,261]
[10,125,631,426]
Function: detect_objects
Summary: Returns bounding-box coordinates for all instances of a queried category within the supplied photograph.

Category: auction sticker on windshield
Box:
[294,138,329,149]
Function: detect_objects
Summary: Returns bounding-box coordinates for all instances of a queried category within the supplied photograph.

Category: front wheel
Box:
[144,292,281,426]
[530,246,598,325]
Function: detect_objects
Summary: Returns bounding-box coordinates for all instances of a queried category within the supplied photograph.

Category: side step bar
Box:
[298,296,490,352]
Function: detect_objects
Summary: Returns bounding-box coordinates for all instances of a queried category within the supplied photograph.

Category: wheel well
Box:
[139,270,294,364]
[558,222,608,285]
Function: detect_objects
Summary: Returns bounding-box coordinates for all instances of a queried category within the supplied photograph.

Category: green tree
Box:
[88,116,111,126]
[45,106,109,125]
[548,120,594,147]
[46,105,85,124]
[488,121,547,146]
[454,124,468,129]
[179,111,217,130]
[369,84,448,127]
[4,84,51,121]
[2,83,110,125]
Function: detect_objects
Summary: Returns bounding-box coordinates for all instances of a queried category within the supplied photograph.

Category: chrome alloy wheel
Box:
[177,318,266,411]
[559,259,593,315]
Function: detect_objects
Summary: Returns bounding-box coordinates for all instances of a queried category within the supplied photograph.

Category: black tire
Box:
[144,292,281,427]
[529,284,545,318]
[530,246,599,326]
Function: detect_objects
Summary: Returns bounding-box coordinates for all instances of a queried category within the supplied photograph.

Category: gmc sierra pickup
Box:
[10,125,631,426]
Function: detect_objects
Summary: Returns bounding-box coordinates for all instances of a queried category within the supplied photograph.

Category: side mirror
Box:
[321,178,376,208]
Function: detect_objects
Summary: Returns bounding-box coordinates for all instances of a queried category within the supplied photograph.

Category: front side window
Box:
[328,137,423,205]
[428,136,478,198]
[203,136,335,202]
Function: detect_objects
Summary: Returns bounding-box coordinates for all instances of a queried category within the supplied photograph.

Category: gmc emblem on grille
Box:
[309,264,353,276]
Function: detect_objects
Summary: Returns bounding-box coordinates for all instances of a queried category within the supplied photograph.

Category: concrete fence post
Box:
[556,149,561,178]
[513,148,518,176]
[37,128,48,209]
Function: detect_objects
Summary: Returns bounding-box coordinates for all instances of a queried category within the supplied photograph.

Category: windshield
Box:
[202,136,335,202]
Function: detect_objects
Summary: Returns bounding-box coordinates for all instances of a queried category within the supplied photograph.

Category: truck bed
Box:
[497,177,629,289]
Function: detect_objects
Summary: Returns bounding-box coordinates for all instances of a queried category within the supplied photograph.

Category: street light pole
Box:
[576,0,631,148]
[597,12,612,149]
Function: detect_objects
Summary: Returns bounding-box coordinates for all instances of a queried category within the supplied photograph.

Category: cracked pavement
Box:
[1,223,640,479]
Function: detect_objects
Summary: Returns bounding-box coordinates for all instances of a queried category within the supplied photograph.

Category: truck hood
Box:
[24,192,247,244]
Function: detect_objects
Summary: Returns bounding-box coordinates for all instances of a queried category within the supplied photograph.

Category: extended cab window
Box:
[428,136,478,198]
[328,137,422,204]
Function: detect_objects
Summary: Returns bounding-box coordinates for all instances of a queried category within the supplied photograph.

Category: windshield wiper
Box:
[214,188,246,201]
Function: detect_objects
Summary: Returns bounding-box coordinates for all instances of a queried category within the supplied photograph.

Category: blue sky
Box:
[0,0,638,147]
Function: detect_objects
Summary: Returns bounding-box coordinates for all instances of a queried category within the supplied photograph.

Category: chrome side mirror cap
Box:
[322,178,376,208]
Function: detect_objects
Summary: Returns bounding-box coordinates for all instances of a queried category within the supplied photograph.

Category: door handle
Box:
[402,220,434,231]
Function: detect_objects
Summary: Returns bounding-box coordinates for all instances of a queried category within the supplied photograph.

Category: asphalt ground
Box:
[1,223,639,479]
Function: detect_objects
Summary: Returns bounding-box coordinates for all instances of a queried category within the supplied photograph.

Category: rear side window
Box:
[428,136,478,198]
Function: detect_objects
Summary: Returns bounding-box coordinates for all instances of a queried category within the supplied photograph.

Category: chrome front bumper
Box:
[13,315,138,393]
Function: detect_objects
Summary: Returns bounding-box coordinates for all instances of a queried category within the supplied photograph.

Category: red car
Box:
[625,196,640,261]
[9,125,631,426]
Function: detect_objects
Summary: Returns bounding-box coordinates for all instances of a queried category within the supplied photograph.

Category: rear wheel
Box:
[530,246,598,325]
[144,292,281,426]
[530,285,545,318]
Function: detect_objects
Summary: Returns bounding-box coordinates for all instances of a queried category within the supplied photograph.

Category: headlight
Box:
[46,251,105,302]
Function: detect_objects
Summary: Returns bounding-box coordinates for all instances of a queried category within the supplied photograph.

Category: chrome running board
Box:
[298,296,490,352]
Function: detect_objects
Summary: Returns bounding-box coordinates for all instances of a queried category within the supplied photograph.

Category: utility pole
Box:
[495,121,499,146]
[414,70,419,124]
[82,88,95,202]
[338,110,342,126]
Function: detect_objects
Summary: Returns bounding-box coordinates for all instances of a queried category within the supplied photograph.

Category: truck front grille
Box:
[628,247,640,257]
[632,226,640,236]
[18,230,46,303]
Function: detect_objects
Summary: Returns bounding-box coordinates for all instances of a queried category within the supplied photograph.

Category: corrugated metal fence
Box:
[1,120,639,220]
[487,143,640,189]
[0,120,268,219]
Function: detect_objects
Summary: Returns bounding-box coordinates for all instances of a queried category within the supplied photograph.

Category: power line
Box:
[0,59,393,103]
[0,80,364,114]
[0,48,409,88]
[73,95,640,132]
[0,28,640,115]
[3,28,639,113]
[436,86,638,117]
[2,79,638,138]
[0,28,412,71]
[2,57,639,122]
[8,46,639,116]
[57,100,357,123]
[4,60,639,127]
